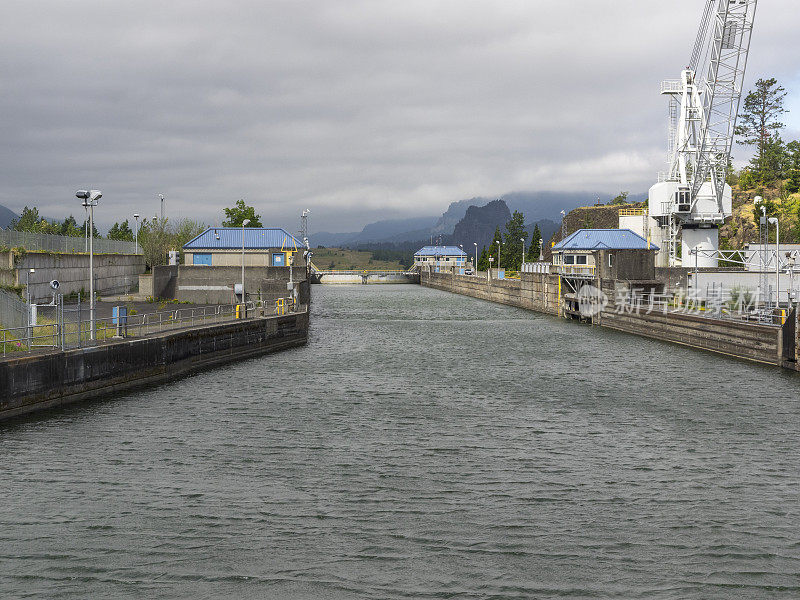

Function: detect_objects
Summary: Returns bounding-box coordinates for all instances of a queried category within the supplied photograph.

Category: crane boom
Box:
[648,0,757,268]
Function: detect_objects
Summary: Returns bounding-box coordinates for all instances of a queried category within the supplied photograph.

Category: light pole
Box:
[488,256,494,281]
[560,210,566,239]
[769,217,780,306]
[473,242,477,274]
[521,237,525,270]
[76,190,102,340]
[539,238,543,262]
[26,268,35,348]
[133,213,140,252]
[159,194,165,222]
[496,240,501,270]
[241,218,250,309]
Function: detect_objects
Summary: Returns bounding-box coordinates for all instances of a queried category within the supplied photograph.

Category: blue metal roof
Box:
[183,227,305,250]
[552,229,659,251]
[414,245,467,256]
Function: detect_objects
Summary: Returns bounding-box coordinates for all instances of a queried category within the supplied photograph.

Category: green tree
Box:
[108,219,134,241]
[477,245,489,271]
[609,191,629,205]
[528,224,542,261]
[735,77,787,184]
[502,210,528,271]
[783,140,800,195]
[222,199,262,227]
[486,226,503,268]
[59,215,82,237]
[9,206,43,232]
[81,218,101,238]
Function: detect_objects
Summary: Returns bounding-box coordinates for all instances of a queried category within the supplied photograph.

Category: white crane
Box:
[649,0,757,267]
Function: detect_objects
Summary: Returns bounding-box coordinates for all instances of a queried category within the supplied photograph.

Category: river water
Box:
[1,284,799,599]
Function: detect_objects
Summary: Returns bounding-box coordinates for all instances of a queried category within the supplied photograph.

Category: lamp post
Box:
[76,190,102,340]
[560,210,566,239]
[488,256,494,281]
[496,240,501,270]
[521,237,525,270]
[133,213,140,252]
[26,268,35,349]
[473,242,477,275]
[241,218,250,308]
[539,238,543,262]
[769,217,780,306]
[159,194,165,222]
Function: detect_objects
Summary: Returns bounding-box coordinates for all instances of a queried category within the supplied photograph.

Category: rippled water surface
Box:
[2,284,800,599]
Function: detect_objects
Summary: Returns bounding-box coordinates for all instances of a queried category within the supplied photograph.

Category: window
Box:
[271,252,286,267]
[564,255,575,265]
[608,253,614,267]
[193,253,212,266]
[576,255,587,265]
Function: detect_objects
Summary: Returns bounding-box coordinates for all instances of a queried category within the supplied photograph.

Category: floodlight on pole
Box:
[133,213,140,251]
[77,189,102,340]
[521,237,525,268]
[159,194,165,221]
[473,242,477,275]
[769,217,780,306]
[241,218,250,311]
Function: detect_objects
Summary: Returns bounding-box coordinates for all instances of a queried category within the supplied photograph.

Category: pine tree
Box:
[477,246,489,271]
[108,219,134,241]
[503,210,528,271]
[488,226,503,269]
[528,224,542,261]
[735,78,787,185]
[786,140,800,195]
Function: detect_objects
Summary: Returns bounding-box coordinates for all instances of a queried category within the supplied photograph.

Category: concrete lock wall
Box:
[176,266,307,304]
[1,251,146,302]
[597,308,783,366]
[314,272,419,284]
[0,311,309,420]
[421,270,791,368]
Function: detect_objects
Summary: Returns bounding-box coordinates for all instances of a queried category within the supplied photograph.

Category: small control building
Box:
[551,229,659,280]
[414,245,469,273]
[183,227,304,267]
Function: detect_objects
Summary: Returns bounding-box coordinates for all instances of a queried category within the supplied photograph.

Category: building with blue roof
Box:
[414,245,469,274]
[551,229,659,280]
[183,227,305,267]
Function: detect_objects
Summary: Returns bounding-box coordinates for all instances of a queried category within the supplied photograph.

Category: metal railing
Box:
[522,262,553,274]
[555,265,596,277]
[0,288,28,330]
[618,207,646,216]
[0,228,141,255]
[1,297,298,356]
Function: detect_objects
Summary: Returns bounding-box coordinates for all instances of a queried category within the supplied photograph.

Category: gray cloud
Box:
[0,0,797,233]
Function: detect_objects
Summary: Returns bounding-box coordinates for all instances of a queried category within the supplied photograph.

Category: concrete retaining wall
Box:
[421,270,791,368]
[176,266,305,304]
[0,310,309,420]
[314,272,419,284]
[1,251,145,302]
[421,270,560,315]
[597,308,782,365]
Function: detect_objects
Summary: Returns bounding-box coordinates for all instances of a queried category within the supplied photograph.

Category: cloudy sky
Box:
[1,1,798,233]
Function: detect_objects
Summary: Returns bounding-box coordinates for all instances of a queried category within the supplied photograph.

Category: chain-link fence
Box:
[0,228,141,254]
[0,288,28,330]
[1,297,301,356]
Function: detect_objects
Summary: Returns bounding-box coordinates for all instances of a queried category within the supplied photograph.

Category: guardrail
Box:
[0,228,141,255]
[1,297,298,356]
[555,265,597,277]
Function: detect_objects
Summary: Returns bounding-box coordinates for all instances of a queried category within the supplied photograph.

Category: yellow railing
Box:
[618,207,646,216]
